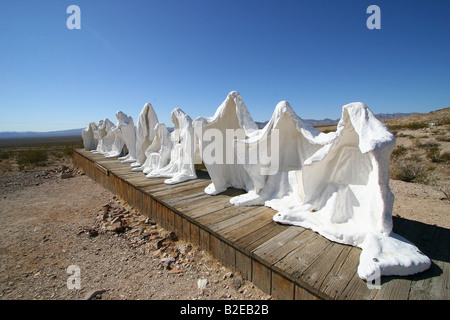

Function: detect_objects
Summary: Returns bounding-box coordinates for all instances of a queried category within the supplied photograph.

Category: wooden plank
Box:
[173,193,231,212]
[94,162,109,176]
[133,176,168,187]
[295,285,320,300]
[139,178,180,192]
[158,185,211,204]
[374,276,413,300]
[205,206,269,233]
[300,242,349,296]
[252,227,308,267]
[132,178,169,189]
[166,193,213,211]
[190,224,201,246]
[271,272,294,300]
[235,221,287,255]
[334,248,379,300]
[210,237,236,270]
[252,259,272,295]
[158,188,210,206]
[199,228,210,252]
[141,178,207,195]
[236,250,252,281]
[319,245,355,300]
[219,208,276,242]
[182,218,191,242]
[271,231,330,288]
[195,205,257,228]
[174,212,183,239]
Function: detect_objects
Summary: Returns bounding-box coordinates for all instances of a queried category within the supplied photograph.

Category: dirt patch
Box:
[0,162,271,300]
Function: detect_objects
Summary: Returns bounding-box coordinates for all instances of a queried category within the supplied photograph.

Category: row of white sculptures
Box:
[82,91,431,282]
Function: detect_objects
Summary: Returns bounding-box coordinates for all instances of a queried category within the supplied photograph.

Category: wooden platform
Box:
[74,149,449,300]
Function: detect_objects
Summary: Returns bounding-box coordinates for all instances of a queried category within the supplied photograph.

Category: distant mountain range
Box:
[0,128,84,139]
[255,112,417,129]
[0,112,416,139]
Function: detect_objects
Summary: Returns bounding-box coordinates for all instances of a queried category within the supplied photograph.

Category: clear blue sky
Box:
[0,0,449,132]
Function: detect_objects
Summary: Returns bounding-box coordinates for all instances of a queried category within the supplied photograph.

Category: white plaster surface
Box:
[193,91,259,195]
[130,103,159,168]
[146,108,197,184]
[82,122,98,150]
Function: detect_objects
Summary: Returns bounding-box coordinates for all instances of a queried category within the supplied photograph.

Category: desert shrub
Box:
[390,159,427,183]
[391,145,408,160]
[426,145,442,162]
[415,139,440,149]
[63,144,75,157]
[63,140,83,157]
[436,135,450,142]
[438,117,450,125]
[388,121,429,131]
[51,151,64,159]
[0,150,11,160]
[440,152,450,162]
[17,149,48,170]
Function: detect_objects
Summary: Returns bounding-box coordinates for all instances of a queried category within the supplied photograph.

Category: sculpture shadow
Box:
[194,169,211,180]
[380,216,449,284]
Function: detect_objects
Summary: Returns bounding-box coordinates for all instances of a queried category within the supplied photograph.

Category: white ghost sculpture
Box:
[146,108,197,184]
[82,122,98,151]
[193,91,259,195]
[230,100,327,206]
[272,103,430,280]
[130,103,159,168]
[92,118,115,155]
[110,111,136,162]
[105,111,129,158]
[133,122,171,174]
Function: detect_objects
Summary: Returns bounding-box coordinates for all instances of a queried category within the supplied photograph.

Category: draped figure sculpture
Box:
[91,118,115,155]
[112,111,136,162]
[133,122,172,174]
[193,91,259,195]
[81,122,98,151]
[146,108,197,184]
[130,103,159,168]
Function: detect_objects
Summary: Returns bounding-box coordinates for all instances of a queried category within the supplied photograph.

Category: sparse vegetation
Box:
[441,152,450,163]
[390,158,427,183]
[387,121,429,131]
[391,145,408,160]
[0,136,82,172]
[426,145,441,163]
[16,149,48,170]
[384,107,449,197]
[63,141,83,158]
[0,150,11,160]
[436,135,450,142]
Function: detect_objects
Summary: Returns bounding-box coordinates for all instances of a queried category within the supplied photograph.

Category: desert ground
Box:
[0,108,448,300]
[0,139,271,300]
